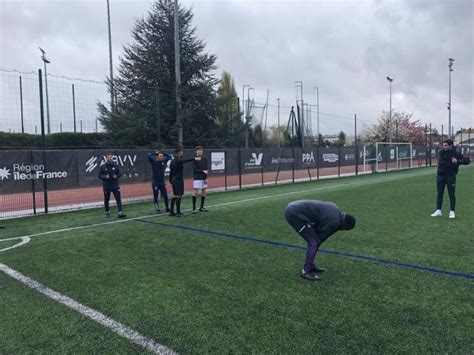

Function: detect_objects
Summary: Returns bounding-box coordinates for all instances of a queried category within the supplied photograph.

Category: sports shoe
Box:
[154,204,160,213]
[431,210,442,217]
[310,265,326,273]
[105,211,110,218]
[118,212,127,219]
[175,213,185,217]
[169,212,176,217]
[199,207,209,212]
[192,209,197,214]
[449,211,455,219]
[300,269,321,281]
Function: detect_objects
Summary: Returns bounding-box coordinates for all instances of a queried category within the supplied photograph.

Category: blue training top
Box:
[147,152,171,183]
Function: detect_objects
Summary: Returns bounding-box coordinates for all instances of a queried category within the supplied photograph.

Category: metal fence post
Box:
[38,69,48,213]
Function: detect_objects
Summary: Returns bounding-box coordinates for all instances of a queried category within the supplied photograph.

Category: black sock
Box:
[170,198,176,213]
[164,196,169,210]
[200,196,206,209]
[192,196,197,210]
[176,198,181,214]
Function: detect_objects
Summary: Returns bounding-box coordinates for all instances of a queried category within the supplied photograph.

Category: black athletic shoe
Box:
[300,270,321,281]
[118,212,127,219]
[105,211,111,218]
[199,208,209,212]
[154,204,160,213]
[192,209,197,214]
[310,265,326,273]
[169,212,176,217]
[175,213,185,217]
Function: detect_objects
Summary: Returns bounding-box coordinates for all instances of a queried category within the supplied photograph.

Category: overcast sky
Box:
[0,0,472,135]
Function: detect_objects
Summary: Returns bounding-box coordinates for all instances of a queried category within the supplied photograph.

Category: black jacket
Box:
[169,156,194,182]
[98,162,121,190]
[437,147,470,176]
[285,200,344,243]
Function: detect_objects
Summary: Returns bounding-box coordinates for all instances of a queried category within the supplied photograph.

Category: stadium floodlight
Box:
[386,76,394,143]
[39,47,51,134]
[448,58,455,138]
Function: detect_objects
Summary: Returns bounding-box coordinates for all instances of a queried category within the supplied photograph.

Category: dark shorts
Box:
[171,177,184,196]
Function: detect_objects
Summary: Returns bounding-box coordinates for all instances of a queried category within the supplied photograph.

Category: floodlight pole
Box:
[39,47,51,134]
[386,76,394,143]
[106,0,115,112]
[276,98,280,148]
[448,58,454,138]
[174,0,183,147]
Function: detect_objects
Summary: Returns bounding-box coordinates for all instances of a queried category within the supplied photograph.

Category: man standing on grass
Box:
[147,150,172,213]
[169,148,198,217]
[284,200,356,281]
[98,153,126,218]
[431,139,470,219]
[192,146,209,214]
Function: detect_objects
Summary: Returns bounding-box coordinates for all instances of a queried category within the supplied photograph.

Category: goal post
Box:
[375,142,413,172]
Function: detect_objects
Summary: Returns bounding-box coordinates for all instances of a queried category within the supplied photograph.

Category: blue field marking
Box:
[135,219,474,280]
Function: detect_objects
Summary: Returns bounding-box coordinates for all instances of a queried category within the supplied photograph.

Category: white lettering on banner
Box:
[0,163,68,182]
[302,152,315,164]
[85,154,138,173]
[390,149,395,160]
[322,154,338,163]
[244,153,263,168]
[271,157,294,164]
[211,152,225,171]
[344,153,355,161]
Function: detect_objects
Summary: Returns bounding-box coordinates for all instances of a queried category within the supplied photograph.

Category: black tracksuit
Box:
[284,200,345,272]
[169,156,194,196]
[148,152,171,208]
[435,147,470,211]
[98,162,123,213]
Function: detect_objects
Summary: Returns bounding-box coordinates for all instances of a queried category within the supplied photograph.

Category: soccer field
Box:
[1,166,473,353]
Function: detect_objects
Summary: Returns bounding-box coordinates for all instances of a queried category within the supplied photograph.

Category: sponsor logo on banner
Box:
[0,167,11,180]
[271,157,294,164]
[344,153,355,161]
[85,154,137,173]
[322,154,338,163]
[0,163,68,181]
[412,149,416,157]
[244,152,263,169]
[399,151,408,158]
[390,149,395,159]
[211,152,225,171]
[302,152,316,164]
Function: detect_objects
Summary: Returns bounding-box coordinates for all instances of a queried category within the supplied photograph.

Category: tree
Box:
[98,0,218,147]
[332,130,346,146]
[214,71,244,147]
[361,111,427,145]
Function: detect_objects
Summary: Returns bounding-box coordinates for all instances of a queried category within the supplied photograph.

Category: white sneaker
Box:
[449,211,455,219]
[431,210,442,217]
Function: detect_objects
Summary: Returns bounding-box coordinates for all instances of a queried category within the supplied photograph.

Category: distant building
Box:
[454,128,473,146]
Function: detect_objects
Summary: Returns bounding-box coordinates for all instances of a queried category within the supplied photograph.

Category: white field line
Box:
[0,263,176,355]
[0,169,434,243]
[0,237,30,253]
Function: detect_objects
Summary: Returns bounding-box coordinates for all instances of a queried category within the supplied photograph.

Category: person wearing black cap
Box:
[284,200,356,281]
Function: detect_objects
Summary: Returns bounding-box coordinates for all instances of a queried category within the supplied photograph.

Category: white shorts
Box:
[193,180,207,189]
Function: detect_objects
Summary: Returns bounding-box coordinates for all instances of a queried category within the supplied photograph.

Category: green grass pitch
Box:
[1,166,473,353]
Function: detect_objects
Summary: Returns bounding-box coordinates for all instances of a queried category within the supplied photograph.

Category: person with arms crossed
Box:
[192,146,209,213]
[284,200,356,281]
[169,148,197,217]
[98,153,126,218]
[147,150,172,213]
[431,139,470,219]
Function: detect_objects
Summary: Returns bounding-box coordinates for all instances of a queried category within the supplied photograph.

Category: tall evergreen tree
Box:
[98,0,218,147]
[215,71,243,147]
